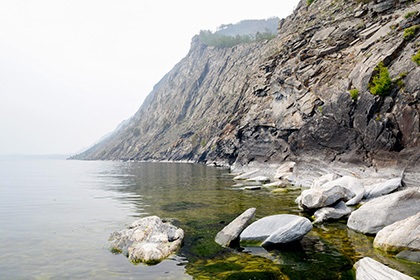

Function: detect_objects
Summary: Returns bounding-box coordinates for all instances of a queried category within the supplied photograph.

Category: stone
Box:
[297,185,355,210]
[243,185,262,190]
[373,212,420,253]
[109,216,184,264]
[311,173,339,189]
[233,170,260,180]
[364,177,402,199]
[215,208,256,247]
[246,176,270,184]
[274,161,296,179]
[347,189,420,234]
[354,257,415,280]
[240,214,312,246]
[320,176,365,206]
[396,251,420,263]
[313,201,352,223]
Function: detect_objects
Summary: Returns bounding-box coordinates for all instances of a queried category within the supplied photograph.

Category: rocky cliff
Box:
[75,0,420,169]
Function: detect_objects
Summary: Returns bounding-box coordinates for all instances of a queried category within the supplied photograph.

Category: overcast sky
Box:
[0,0,299,155]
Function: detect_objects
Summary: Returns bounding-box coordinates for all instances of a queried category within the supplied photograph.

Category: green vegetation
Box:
[199,30,276,48]
[307,0,315,5]
[412,49,420,65]
[394,72,407,89]
[403,25,420,40]
[349,89,359,101]
[369,62,392,97]
[198,18,278,48]
[404,11,417,19]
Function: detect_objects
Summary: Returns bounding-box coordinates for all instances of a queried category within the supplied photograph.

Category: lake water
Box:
[0,159,418,279]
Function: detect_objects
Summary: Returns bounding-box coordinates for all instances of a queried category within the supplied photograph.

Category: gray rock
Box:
[233,170,260,180]
[364,177,402,199]
[311,173,339,189]
[354,257,415,280]
[246,176,270,184]
[274,161,296,179]
[109,216,184,264]
[373,212,420,253]
[297,185,355,210]
[215,208,256,247]
[396,251,420,263]
[313,201,352,223]
[348,189,420,234]
[320,176,365,206]
[240,214,312,246]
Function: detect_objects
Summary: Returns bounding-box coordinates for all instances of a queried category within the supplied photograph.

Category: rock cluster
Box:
[109,216,184,264]
[231,161,419,278]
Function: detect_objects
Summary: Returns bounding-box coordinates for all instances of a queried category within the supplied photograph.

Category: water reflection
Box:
[96,162,419,279]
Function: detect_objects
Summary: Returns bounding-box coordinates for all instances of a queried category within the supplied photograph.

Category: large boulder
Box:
[354,257,415,280]
[364,177,402,199]
[215,208,256,247]
[109,216,184,264]
[240,214,312,247]
[320,176,365,206]
[373,212,420,253]
[347,189,420,234]
[313,201,352,223]
[297,185,355,210]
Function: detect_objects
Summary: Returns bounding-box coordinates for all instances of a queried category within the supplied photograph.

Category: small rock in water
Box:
[109,216,184,264]
[240,214,312,247]
[215,207,256,247]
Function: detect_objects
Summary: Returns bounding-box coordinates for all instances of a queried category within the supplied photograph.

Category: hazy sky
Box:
[0,0,299,155]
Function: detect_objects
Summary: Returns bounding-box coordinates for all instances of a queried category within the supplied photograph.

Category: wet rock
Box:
[348,189,420,234]
[109,216,184,264]
[354,257,415,280]
[240,214,312,246]
[373,212,420,253]
[215,207,256,247]
[313,201,352,223]
[364,177,402,199]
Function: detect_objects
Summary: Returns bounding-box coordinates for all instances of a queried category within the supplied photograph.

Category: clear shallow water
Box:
[0,159,418,279]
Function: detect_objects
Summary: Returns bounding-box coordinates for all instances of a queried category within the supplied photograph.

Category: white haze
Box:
[0,0,299,156]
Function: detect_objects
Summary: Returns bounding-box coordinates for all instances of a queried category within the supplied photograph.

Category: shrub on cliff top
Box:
[369,62,392,97]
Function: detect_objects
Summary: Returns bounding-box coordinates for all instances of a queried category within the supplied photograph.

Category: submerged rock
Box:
[348,189,420,234]
[215,208,256,247]
[240,214,312,247]
[373,212,420,253]
[354,257,415,280]
[109,216,184,264]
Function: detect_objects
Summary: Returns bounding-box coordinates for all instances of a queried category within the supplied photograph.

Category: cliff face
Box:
[75,0,420,168]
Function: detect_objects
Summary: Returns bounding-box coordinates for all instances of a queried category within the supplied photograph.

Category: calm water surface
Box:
[0,159,418,279]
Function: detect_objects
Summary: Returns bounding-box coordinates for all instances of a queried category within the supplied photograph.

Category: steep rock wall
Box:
[75,0,420,168]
